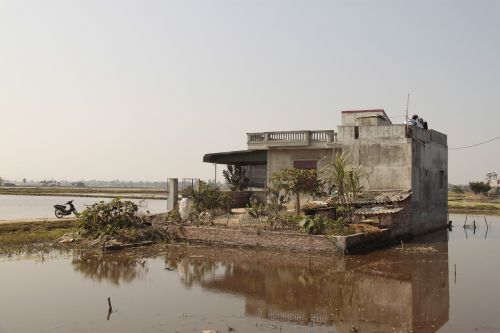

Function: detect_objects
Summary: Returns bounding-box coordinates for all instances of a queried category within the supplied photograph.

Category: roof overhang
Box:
[203,150,267,165]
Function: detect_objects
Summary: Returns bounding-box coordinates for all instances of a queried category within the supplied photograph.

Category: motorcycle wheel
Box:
[55,210,65,218]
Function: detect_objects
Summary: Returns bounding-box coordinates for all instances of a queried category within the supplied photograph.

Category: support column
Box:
[167,178,178,211]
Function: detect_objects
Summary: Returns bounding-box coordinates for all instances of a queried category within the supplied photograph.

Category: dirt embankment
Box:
[0,186,167,199]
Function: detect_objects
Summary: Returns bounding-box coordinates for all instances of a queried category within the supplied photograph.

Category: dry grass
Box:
[448,201,500,211]
[0,220,76,254]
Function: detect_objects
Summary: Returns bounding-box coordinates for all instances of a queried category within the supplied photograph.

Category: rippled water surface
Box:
[0,195,167,220]
[0,213,499,333]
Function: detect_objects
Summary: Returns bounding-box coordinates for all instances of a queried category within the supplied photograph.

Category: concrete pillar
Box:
[167,178,178,211]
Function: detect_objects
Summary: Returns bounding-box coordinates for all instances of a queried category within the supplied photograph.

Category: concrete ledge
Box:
[177,226,391,255]
[331,229,391,254]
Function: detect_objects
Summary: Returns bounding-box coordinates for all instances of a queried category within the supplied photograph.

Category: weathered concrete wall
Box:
[341,110,388,126]
[410,126,448,234]
[267,148,333,181]
[337,124,412,190]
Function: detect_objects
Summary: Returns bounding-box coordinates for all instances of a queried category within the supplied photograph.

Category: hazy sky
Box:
[1,0,499,184]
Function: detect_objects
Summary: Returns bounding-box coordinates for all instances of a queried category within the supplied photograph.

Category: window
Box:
[354,126,359,139]
[293,160,317,170]
[439,170,445,189]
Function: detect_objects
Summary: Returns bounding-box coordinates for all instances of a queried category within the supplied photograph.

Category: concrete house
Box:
[204,109,448,237]
[486,172,499,187]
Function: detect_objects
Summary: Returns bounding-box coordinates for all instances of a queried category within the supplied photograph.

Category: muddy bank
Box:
[0,219,76,254]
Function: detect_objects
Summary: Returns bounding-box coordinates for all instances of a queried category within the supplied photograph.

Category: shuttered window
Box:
[293,160,317,170]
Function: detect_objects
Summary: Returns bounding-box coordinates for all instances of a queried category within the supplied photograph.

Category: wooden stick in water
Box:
[107,297,113,320]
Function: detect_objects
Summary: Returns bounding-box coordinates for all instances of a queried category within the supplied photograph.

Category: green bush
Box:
[77,198,148,236]
[469,181,491,194]
[270,168,325,214]
[299,214,349,235]
[246,195,267,218]
[165,208,182,224]
[271,214,302,230]
[181,181,231,223]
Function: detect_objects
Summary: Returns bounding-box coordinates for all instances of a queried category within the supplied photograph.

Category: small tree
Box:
[77,198,147,236]
[322,153,364,199]
[182,181,231,222]
[469,181,491,194]
[223,165,250,191]
[270,168,324,215]
[451,185,464,193]
[321,152,368,220]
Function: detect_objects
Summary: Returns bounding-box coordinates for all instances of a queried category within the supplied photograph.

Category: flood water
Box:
[0,213,499,333]
[0,195,167,220]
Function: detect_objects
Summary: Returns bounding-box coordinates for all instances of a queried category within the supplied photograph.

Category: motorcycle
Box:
[54,200,78,218]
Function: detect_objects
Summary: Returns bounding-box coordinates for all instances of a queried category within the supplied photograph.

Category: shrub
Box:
[181,181,231,223]
[451,185,465,193]
[299,215,349,235]
[271,214,302,230]
[165,208,182,224]
[246,195,267,218]
[270,168,325,214]
[469,181,491,194]
[77,198,148,236]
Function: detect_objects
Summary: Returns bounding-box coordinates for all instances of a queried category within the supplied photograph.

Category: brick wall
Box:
[177,226,391,254]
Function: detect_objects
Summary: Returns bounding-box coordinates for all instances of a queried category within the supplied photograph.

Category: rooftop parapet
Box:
[341,109,392,126]
[247,130,337,149]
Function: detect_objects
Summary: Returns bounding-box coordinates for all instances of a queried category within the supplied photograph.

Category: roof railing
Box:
[247,130,337,147]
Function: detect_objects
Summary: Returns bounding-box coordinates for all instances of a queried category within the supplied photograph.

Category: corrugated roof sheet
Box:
[354,206,404,215]
[354,190,411,205]
[325,190,411,206]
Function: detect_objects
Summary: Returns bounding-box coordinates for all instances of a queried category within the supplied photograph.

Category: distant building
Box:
[204,109,448,238]
[485,172,499,195]
[485,172,499,188]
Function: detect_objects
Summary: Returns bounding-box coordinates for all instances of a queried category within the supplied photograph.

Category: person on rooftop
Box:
[407,114,419,126]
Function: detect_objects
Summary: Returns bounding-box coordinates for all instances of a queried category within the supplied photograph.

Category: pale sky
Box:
[1,0,499,184]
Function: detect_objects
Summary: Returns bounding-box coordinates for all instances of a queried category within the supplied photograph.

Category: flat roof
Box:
[203,150,267,165]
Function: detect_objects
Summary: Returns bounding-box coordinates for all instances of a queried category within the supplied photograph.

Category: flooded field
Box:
[0,195,167,220]
[0,213,499,333]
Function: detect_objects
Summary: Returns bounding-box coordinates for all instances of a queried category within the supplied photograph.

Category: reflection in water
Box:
[72,251,149,285]
[68,231,449,332]
[171,231,450,333]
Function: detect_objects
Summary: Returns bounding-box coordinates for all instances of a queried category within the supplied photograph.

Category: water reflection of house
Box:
[204,109,448,236]
[176,231,449,333]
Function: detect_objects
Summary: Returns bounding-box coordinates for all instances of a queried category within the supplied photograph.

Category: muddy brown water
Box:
[0,213,499,333]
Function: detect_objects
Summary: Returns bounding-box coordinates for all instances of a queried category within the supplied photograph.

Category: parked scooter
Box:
[54,200,78,218]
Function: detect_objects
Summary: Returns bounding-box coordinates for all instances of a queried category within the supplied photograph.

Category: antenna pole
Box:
[405,93,410,123]
[405,93,410,136]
